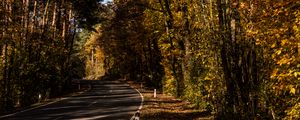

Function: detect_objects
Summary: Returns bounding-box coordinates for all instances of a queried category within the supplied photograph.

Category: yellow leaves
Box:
[159,43,171,51]
[162,66,176,95]
[246,29,259,37]
[204,75,213,81]
[294,72,299,77]
[276,57,291,65]
[281,39,289,46]
[290,87,296,94]
[271,69,278,79]
[293,25,300,33]
[275,33,281,38]
[284,102,300,120]
[275,49,282,56]
[271,43,276,48]
[255,38,264,45]
[273,9,281,16]
[270,67,299,97]
[239,2,247,9]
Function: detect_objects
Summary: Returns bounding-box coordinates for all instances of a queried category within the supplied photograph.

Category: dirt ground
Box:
[126,80,213,120]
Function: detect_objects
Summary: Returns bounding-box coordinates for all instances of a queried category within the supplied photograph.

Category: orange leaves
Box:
[253,3,300,117]
[280,39,290,46]
[271,69,278,79]
[276,55,292,65]
[270,66,299,97]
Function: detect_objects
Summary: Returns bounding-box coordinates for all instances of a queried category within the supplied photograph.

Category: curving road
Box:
[0,80,142,120]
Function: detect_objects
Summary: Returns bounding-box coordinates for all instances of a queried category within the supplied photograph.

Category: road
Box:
[0,79,142,120]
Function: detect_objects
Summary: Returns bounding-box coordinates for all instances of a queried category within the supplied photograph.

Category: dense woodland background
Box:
[0,0,300,119]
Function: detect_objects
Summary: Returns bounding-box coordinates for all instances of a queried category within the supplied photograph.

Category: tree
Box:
[0,0,98,113]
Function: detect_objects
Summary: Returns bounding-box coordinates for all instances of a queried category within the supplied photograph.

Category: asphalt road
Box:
[0,80,142,120]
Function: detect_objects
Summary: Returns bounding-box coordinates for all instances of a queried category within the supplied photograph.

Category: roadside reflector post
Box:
[38,94,42,102]
[154,89,156,98]
[16,99,20,107]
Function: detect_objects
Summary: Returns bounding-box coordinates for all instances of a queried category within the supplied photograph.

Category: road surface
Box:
[0,79,142,120]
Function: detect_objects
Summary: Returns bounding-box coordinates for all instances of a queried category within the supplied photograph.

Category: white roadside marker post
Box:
[38,94,41,102]
[154,89,156,98]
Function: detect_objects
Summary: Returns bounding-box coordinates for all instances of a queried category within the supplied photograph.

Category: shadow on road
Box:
[1,79,142,120]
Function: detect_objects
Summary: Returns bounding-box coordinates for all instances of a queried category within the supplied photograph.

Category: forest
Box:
[0,0,300,119]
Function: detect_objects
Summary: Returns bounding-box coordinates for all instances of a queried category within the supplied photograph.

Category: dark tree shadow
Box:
[142,111,212,120]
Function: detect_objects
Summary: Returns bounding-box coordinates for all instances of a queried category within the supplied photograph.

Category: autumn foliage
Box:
[0,0,299,119]
[94,0,300,119]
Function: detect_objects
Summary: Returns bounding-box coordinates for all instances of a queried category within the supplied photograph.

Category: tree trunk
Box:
[182,2,192,96]
[159,0,185,97]
[217,0,236,118]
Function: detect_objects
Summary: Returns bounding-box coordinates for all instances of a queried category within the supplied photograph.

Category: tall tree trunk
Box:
[30,0,37,32]
[52,2,57,38]
[159,0,185,97]
[217,0,237,118]
[182,2,192,96]
[217,0,260,119]
[42,0,50,32]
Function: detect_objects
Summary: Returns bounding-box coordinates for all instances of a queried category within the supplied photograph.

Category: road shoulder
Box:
[124,80,213,120]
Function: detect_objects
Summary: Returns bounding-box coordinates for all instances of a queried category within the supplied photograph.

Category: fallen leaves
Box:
[125,80,213,120]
